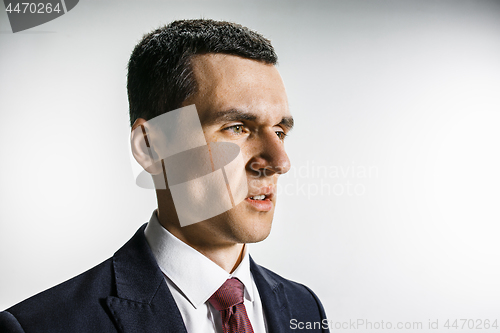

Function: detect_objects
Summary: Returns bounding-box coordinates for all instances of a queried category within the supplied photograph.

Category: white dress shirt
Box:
[144,212,268,333]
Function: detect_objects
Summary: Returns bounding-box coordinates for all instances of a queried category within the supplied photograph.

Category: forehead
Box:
[186,54,290,124]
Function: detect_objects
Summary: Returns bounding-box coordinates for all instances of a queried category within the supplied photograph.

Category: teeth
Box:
[251,195,266,200]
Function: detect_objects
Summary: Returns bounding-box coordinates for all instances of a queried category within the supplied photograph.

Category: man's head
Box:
[129,19,292,249]
[127,19,277,126]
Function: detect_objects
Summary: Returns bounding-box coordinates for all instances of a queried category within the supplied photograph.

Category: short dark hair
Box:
[127,19,278,126]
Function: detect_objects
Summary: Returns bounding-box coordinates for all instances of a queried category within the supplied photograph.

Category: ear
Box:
[130,118,163,175]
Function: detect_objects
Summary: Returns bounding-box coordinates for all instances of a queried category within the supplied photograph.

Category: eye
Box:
[276,130,287,141]
[223,124,245,135]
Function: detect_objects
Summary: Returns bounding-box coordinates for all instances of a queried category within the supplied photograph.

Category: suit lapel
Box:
[250,257,292,333]
[105,224,187,333]
[103,225,292,333]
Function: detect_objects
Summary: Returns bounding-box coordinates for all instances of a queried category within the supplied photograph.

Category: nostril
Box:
[275,158,291,175]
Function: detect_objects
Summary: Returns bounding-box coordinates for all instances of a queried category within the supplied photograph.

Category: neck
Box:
[156,206,245,273]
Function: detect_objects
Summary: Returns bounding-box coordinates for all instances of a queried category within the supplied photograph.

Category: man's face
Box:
[181,53,292,245]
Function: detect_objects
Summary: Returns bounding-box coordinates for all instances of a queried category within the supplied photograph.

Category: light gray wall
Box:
[1,0,499,330]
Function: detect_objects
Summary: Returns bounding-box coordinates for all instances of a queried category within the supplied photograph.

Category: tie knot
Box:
[208,278,245,311]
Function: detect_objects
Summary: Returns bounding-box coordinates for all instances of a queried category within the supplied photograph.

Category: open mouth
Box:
[245,192,273,211]
[249,194,267,201]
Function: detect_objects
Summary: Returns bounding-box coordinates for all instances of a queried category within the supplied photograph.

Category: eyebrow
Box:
[279,116,294,131]
[206,109,294,131]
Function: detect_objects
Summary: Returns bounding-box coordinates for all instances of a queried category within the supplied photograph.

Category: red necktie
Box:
[208,278,255,333]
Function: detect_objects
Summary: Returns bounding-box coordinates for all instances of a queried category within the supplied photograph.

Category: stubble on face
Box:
[159,53,292,248]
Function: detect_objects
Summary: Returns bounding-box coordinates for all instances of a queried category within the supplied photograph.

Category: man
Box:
[0,19,329,332]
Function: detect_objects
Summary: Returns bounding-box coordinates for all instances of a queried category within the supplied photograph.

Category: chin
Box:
[238,222,273,244]
[235,209,275,243]
[211,205,275,244]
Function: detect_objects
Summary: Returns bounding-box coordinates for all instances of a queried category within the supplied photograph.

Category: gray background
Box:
[1,0,499,330]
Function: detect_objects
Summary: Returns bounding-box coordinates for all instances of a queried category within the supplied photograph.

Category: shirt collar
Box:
[144,211,255,309]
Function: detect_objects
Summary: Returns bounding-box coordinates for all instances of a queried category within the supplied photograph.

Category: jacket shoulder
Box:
[0,311,25,333]
[251,260,329,331]
[2,258,116,333]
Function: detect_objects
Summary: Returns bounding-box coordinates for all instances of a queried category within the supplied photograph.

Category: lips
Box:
[246,191,274,201]
[245,187,274,211]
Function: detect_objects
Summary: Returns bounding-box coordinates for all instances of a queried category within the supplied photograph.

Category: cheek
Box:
[240,141,260,164]
[202,128,219,143]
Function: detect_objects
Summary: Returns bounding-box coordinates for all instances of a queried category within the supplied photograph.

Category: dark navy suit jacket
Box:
[0,225,329,332]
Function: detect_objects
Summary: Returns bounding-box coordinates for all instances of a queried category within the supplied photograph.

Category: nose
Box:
[247,129,291,177]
